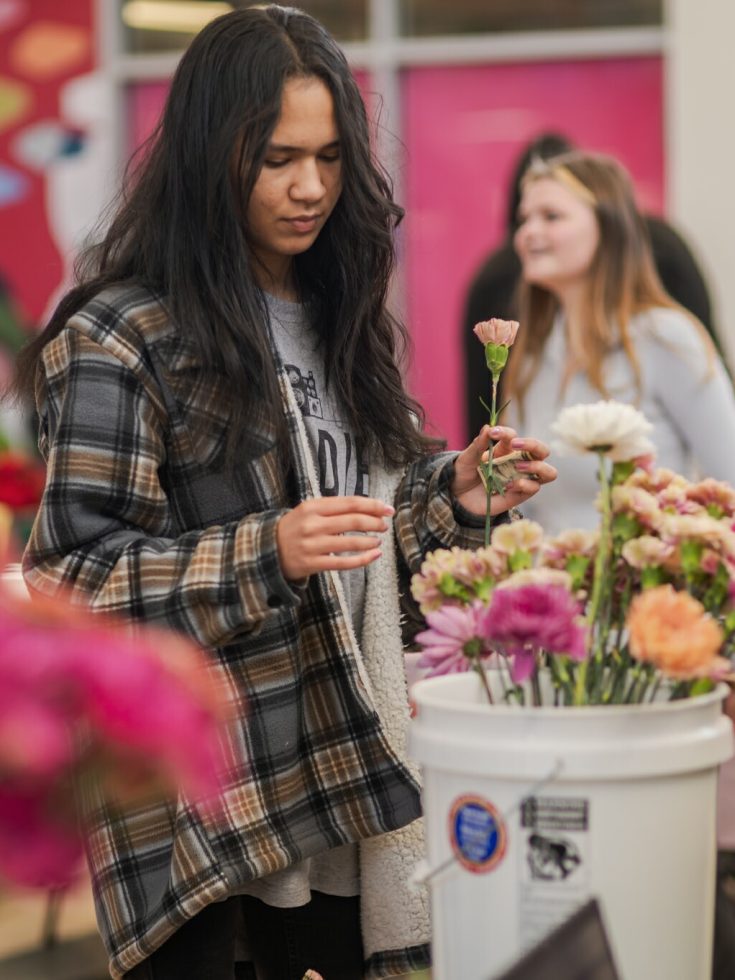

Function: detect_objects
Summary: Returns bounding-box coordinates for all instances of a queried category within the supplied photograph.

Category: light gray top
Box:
[238,293,362,908]
[509,306,735,536]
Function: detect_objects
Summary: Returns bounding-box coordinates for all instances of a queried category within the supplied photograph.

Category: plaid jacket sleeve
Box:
[24,323,303,646]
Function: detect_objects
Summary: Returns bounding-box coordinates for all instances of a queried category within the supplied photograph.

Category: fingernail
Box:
[383,505,395,516]
[489,427,502,437]
[511,438,526,449]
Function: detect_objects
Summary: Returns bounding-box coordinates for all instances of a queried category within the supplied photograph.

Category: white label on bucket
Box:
[517,796,591,949]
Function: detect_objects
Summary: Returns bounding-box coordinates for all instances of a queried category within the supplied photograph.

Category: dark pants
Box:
[124,891,363,980]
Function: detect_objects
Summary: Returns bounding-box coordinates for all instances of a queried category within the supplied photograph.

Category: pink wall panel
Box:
[128,59,664,452]
[403,57,664,448]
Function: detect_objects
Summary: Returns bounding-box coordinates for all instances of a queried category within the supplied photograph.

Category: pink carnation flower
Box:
[484,584,588,682]
[415,602,493,676]
[473,317,519,347]
[0,589,228,889]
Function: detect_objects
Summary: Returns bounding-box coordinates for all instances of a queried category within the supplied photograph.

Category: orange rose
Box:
[626,585,724,678]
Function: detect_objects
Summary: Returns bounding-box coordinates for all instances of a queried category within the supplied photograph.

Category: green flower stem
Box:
[574,452,612,706]
[530,652,543,706]
[484,375,499,548]
[588,451,612,657]
[471,658,494,704]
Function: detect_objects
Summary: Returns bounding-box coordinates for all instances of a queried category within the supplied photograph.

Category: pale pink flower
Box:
[686,478,735,517]
[411,545,506,612]
[621,536,674,570]
[415,602,493,676]
[626,467,685,495]
[658,512,731,550]
[495,568,573,591]
[491,518,544,556]
[473,317,519,347]
[610,486,661,529]
[484,584,588,682]
[541,529,599,568]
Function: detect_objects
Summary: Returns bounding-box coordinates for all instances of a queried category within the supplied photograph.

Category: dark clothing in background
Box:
[462,215,720,443]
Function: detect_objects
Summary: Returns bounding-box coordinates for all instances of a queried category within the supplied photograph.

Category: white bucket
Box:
[409,671,734,980]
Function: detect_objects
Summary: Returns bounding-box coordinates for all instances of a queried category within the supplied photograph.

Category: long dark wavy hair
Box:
[16,4,438,467]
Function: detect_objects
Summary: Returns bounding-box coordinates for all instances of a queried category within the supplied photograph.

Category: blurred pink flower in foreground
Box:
[0,588,228,889]
[415,602,493,676]
[484,583,588,683]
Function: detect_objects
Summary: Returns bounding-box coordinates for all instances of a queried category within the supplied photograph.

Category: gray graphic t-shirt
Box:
[236,295,364,909]
[266,293,368,643]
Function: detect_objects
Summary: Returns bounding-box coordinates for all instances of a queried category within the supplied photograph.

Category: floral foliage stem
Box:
[484,376,498,548]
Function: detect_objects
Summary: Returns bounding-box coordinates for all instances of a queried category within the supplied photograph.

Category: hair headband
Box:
[548,165,597,207]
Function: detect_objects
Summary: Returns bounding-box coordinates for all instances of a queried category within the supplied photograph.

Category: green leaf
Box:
[509,549,532,572]
[680,539,704,578]
[611,460,635,485]
[688,677,715,697]
[565,554,591,591]
[611,513,640,544]
[640,565,666,590]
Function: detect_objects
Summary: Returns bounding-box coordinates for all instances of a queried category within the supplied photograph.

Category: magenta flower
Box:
[415,602,493,676]
[0,588,228,890]
[485,584,588,682]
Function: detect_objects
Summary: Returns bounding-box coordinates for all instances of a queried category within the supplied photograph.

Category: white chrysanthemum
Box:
[550,401,655,462]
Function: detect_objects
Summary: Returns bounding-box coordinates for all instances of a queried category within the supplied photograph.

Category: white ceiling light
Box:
[122,1,234,34]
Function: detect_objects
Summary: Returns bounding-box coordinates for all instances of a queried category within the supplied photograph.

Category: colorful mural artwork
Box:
[0,0,94,328]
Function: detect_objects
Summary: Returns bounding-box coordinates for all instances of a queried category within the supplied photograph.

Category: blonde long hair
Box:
[504,152,713,417]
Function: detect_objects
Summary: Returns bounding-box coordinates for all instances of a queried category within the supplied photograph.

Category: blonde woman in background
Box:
[505,151,735,536]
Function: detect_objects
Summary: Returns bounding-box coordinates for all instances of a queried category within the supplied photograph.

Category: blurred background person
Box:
[503,150,735,536]
[463,133,724,443]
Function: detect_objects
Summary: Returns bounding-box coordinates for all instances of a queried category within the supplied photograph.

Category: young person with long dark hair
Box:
[16,7,555,979]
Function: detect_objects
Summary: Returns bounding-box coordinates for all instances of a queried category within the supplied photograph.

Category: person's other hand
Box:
[276,496,394,581]
[451,424,557,517]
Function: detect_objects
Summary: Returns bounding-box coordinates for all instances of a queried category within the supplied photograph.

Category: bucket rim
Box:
[411,672,730,718]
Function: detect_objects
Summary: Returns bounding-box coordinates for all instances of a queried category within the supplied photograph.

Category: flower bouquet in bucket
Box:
[408,322,735,980]
[413,377,735,706]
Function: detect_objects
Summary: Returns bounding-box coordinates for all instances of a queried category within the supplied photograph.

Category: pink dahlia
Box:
[485,584,588,682]
[415,602,492,676]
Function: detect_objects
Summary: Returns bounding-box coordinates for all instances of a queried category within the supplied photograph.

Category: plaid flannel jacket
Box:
[23,285,488,977]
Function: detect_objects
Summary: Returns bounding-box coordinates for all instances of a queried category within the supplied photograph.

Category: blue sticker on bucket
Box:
[449,794,507,874]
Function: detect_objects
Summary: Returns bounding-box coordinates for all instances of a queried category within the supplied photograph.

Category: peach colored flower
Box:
[621,536,674,570]
[610,486,661,529]
[491,518,544,556]
[686,478,735,517]
[658,512,731,550]
[473,317,519,347]
[626,585,724,678]
[626,467,685,495]
[410,545,506,613]
[540,529,599,569]
[495,568,573,591]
